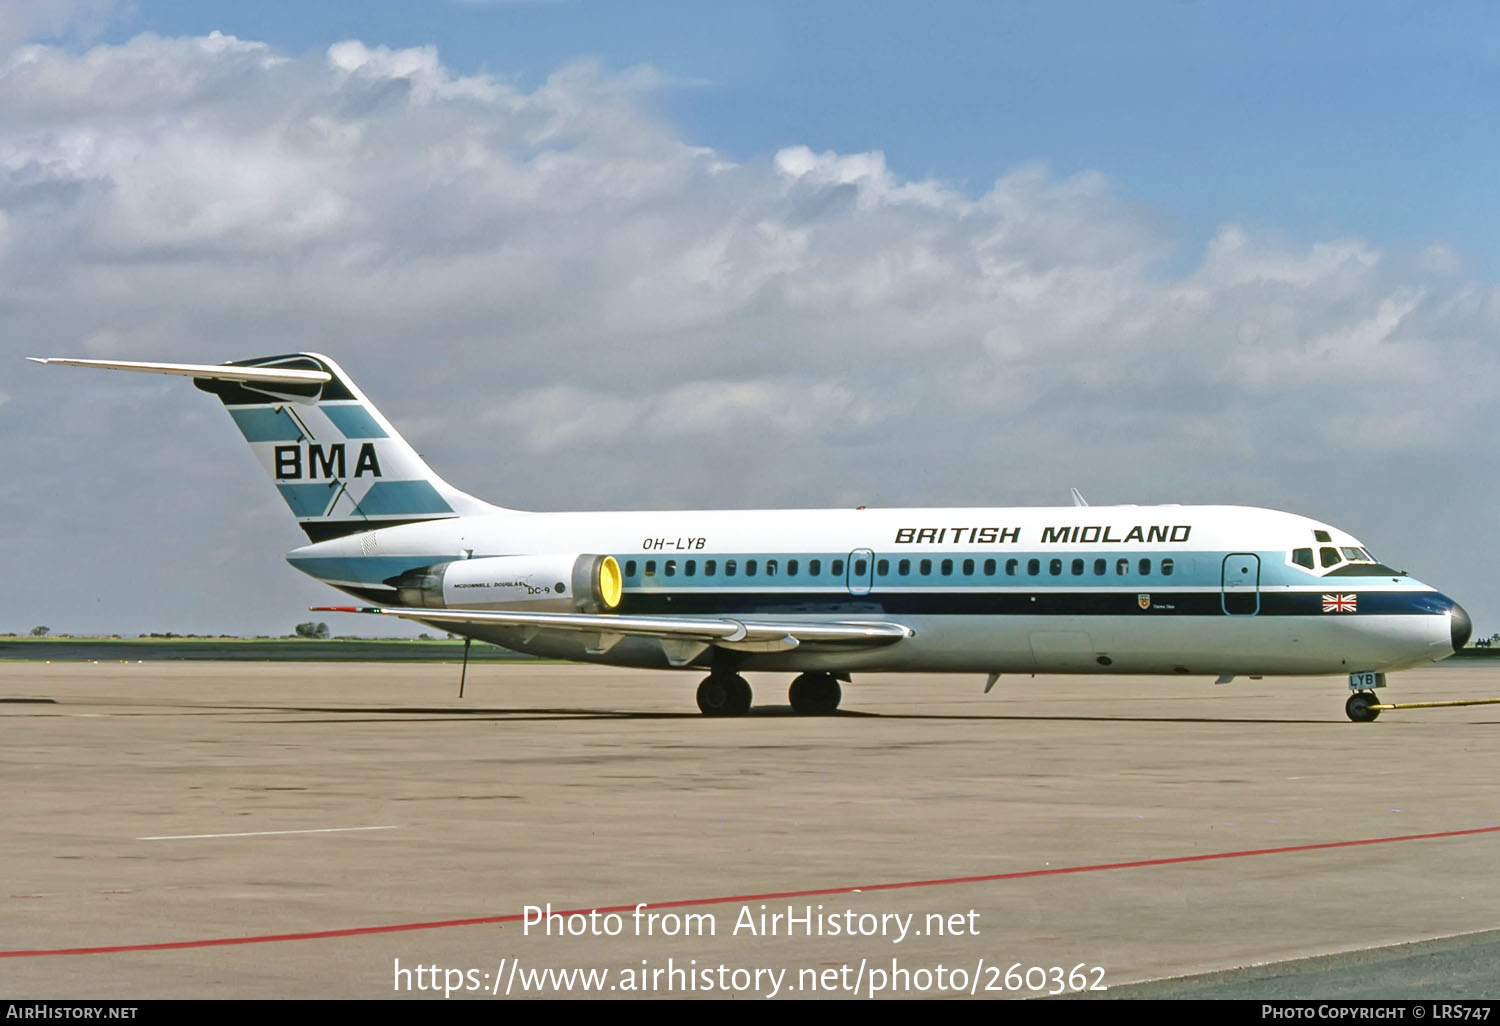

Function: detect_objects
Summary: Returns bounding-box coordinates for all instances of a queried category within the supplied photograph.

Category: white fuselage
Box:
[287,503,1464,677]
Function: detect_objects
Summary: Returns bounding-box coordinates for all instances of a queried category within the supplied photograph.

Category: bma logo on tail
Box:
[274,443,383,481]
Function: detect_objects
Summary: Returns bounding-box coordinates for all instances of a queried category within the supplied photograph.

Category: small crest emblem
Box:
[1138,593,1151,610]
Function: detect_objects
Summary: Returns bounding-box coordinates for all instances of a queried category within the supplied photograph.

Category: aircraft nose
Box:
[1450,601,1473,653]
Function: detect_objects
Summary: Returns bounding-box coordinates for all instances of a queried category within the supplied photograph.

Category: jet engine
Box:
[389,554,622,613]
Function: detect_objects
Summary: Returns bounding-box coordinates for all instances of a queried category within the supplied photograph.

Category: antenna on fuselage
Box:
[1070,488,1088,507]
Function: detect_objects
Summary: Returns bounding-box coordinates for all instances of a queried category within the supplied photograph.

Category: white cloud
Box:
[1,31,1496,634]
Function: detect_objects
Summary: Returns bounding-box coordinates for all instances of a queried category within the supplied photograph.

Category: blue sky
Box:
[4,0,1499,636]
[85,0,1500,275]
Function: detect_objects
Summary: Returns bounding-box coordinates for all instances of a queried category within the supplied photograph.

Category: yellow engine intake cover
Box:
[598,555,623,609]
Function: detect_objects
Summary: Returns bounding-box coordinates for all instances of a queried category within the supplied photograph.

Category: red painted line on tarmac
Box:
[5,823,1497,958]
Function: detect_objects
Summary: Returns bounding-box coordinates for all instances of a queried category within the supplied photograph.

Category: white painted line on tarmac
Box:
[137,825,399,840]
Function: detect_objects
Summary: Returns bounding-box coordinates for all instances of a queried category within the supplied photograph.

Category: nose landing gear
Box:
[1346,691,1380,722]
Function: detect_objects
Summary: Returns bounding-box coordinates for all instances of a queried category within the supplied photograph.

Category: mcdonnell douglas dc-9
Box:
[30,353,1471,721]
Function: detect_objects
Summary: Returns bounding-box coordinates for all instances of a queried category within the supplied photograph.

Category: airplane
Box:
[29,352,1471,722]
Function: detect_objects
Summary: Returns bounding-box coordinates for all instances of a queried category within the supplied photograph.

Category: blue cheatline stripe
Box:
[228,407,303,442]
[614,589,1450,618]
[277,482,338,518]
[322,405,387,439]
[353,480,453,516]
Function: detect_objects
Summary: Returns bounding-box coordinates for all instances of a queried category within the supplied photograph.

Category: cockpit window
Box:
[1299,540,1396,576]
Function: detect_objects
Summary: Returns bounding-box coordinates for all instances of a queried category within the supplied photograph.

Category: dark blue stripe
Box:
[615,590,1449,618]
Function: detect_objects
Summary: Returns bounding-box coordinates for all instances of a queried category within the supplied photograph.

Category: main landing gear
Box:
[788,672,842,715]
[696,672,752,717]
[694,671,846,716]
[1346,671,1387,722]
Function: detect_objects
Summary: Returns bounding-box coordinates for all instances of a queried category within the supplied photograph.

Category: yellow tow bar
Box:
[1369,698,1500,711]
[1347,691,1500,721]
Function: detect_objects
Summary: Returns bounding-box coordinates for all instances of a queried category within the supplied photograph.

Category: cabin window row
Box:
[623,556,1176,580]
[893,556,1175,578]
[625,558,846,580]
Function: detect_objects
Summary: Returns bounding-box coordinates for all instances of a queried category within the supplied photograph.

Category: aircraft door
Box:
[1221,553,1261,616]
[847,549,875,596]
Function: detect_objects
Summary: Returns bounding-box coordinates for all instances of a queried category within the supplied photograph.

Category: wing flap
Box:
[313,605,912,649]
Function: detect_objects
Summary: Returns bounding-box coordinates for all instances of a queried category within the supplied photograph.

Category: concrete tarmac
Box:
[2,661,1499,1000]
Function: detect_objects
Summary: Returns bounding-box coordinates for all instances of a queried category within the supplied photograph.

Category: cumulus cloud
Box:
[1,32,1495,634]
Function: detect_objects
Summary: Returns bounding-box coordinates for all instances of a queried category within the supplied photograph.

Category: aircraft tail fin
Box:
[30,353,502,541]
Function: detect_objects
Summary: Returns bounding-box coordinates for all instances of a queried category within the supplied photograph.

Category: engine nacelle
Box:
[390,554,623,613]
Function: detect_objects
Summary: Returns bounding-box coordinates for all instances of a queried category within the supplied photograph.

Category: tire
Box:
[1346,692,1380,723]
[697,675,733,716]
[789,672,842,715]
[698,674,753,716]
[726,674,753,716]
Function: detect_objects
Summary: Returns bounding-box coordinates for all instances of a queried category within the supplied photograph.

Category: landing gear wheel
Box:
[698,673,752,716]
[1346,691,1381,723]
[788,672,842,715]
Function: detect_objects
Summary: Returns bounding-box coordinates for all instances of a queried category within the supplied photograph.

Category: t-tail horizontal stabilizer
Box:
[30,352,504,541]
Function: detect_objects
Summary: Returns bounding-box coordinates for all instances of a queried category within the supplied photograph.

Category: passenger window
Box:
[1049,558,1062,576]
[920,559,933,576]
[1027,558,1040,576]
[898,559,911,576]
[685,560,696,577]
[984,558,997,576]
[787,559,798,576]
[1116,558,1129,576]
[1161,558,1174,576]
[765,559,777,576]
[645,560,657,577]
[832,559,845,576]
[876,558,889,576]
[625,560,637,577]
[940,558,954,576]
[1094,558,1106,576]
[1320,547,1341,568]
[962,558,975,576]
[852,558,867,577]
[810,559,822,576]
[664,560,676,577]
[1292,548,1313,569]
[1138,558,1151,575]
[705,559,717,576]
[746,559,758,576]
[1006,558,1018,576]
[1071,558,1084,576]
[725,560,737,577]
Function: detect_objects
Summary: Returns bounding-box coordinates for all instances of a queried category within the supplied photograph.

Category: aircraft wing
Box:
[313,604,912,662]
